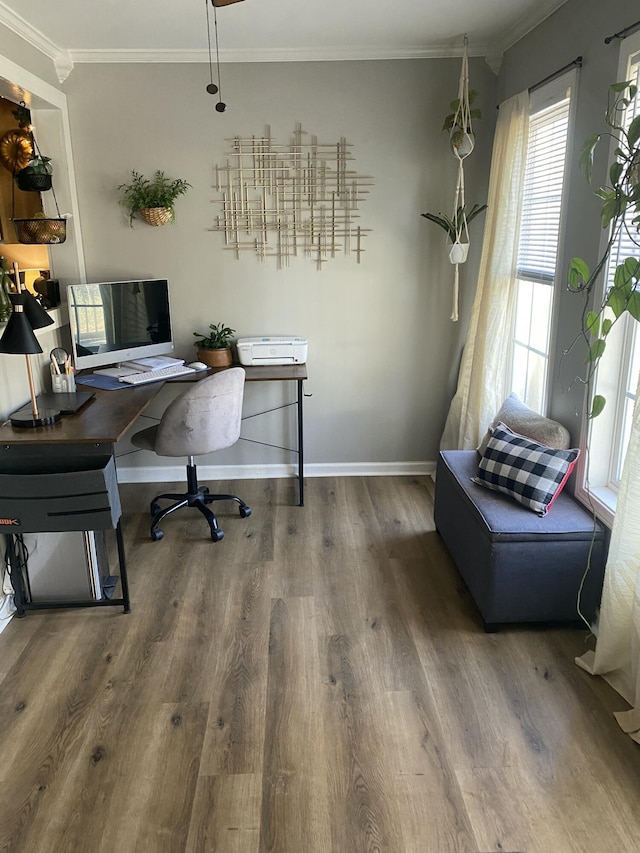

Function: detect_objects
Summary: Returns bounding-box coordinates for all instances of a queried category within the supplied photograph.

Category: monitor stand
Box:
[94,365,137,378]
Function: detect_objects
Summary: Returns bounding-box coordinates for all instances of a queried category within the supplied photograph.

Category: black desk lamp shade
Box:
[23,290,55,331]
[0,293,61,428]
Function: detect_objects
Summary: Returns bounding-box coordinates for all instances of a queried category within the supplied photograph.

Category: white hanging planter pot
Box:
[449,241,469,264]
[449,126,475,159]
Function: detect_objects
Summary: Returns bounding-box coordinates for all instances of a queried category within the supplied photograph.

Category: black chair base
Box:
[148,461,251,542]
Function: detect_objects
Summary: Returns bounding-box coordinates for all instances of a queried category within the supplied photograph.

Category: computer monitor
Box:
[67,279,175,372]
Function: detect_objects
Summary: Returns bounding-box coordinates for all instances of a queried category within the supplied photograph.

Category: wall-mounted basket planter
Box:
[12,217,67,244]
[138,206,172,227]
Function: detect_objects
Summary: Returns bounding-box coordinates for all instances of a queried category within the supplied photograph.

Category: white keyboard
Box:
[119,364,196,385]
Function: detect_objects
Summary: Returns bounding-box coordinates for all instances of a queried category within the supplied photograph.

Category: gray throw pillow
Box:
[477,393,571,456]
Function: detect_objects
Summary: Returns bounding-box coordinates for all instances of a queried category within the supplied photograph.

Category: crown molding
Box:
[0,1,73,82]
[488,0,568,60]
[1,0,566,78]
[66,43,489,65]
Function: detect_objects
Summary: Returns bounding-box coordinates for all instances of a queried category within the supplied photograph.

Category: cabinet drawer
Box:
[0,455,121,533]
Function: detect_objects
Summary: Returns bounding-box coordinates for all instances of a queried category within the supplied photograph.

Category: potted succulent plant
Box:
[117,169,191,227]
[193,322,236,367]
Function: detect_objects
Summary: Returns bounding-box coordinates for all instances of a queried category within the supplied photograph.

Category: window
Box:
[508,78,573,414]
[579,34,640,525]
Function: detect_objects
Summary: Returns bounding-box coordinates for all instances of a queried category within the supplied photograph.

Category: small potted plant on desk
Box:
[193,322,236,368]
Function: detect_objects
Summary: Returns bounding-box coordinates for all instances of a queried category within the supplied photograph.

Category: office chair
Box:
[130,367,251,542]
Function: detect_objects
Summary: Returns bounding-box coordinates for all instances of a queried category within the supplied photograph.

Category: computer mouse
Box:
[188,362,209,371]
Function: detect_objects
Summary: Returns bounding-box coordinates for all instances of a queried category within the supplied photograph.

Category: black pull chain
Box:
[205,0,227,113]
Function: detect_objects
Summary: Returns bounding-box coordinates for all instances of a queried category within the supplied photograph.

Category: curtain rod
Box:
[605,19,640,44]
[529,56,582,93]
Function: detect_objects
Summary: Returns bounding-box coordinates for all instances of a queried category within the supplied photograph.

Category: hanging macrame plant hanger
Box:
[448,35,474,322]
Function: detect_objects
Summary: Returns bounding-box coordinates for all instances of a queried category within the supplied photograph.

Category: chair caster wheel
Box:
[150,528,164,541]
[239,506,252,518]
[210,528,224,542]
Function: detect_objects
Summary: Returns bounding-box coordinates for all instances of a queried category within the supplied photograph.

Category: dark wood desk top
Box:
[0,362,308,446]
[237,363,307,381]
[0,385,159,446]
[172,363,308,383]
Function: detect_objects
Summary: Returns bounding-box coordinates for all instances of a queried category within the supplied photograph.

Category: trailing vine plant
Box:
[567,80,640,418]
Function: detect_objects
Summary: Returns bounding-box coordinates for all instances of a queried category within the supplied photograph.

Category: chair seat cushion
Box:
[130,424,159,452]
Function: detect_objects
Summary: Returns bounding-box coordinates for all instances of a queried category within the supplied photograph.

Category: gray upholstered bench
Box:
[434,450,606,631]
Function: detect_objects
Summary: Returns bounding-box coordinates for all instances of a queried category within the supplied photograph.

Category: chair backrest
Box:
[152,367,245,457]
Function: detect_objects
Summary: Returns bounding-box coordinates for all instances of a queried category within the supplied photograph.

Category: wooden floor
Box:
[1,475,640,853]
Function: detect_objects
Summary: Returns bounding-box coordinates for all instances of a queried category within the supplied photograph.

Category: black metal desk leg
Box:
[115,520,131,613]
[297,378,304,506]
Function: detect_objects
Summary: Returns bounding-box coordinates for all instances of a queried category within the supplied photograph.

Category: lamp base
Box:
[10,408,61,428]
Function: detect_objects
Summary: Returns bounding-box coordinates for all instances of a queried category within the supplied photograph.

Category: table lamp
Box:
[0,287,61,429]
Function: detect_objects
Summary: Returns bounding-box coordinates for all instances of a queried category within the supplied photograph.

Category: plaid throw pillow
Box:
[473,422,580,516]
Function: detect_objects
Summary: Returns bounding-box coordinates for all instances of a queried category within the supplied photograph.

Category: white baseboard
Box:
[115,460,436,483]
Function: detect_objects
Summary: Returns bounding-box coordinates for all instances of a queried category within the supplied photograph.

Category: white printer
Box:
[236,336,308,366]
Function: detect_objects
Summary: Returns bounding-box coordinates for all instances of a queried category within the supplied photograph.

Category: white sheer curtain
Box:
[577,370,640,742]
[440,90,530,450]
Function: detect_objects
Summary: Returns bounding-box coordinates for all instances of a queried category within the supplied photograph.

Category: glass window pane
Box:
[514,280,533,345]
[529,282,552,354]
[510,87,570,417]
[628,325,640,396]
[616,397,635,482]
[511,343,528,402]
[524,352,547,413]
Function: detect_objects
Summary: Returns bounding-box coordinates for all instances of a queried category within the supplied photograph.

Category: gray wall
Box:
[4,0,626,472]
[0,26,59,87]
[60,57,495,472]
[497,0,639,442]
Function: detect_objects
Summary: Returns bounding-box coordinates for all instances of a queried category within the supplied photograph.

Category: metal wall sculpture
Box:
[210,124,373,269]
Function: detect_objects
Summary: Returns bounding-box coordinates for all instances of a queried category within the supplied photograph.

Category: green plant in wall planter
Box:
[117,170,191,227]
[567,80,640,418]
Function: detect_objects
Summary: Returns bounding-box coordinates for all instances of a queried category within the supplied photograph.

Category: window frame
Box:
[575,32,640,527]
[507,71,577,415]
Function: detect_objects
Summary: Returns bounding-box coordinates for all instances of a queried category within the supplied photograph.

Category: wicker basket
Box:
[12,217,67,244]
[138,207,172,226]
